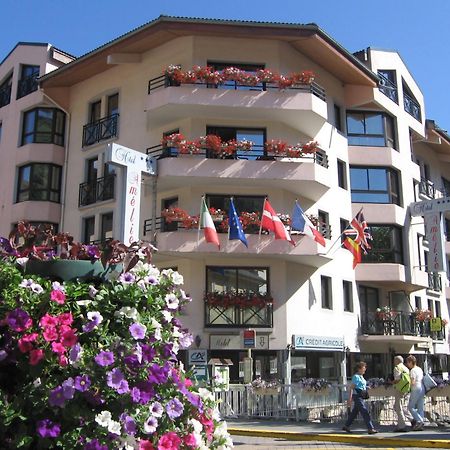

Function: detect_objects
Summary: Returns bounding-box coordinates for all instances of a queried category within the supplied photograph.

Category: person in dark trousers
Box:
[342,361,378,434]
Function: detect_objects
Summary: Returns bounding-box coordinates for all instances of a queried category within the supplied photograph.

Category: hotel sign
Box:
[293,334,344,351]
[424,212,446,273]
[105,143,156,244]
[210,334,269,350]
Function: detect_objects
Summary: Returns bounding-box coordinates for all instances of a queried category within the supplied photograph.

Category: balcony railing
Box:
[148,74,326,102]
[404,92,421,122]
[0,84,11,108]
[378,73,398,104]
[361,311,445,340]
[418,178,436,199]
[428,272,442,292]
[205,295,273,328]
[146,144,328,168]
[82,113,119,147]
[17,72,39,99]
[78,174,116,207]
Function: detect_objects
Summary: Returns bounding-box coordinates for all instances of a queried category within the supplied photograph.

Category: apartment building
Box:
[0,43,74,237]
[8,16,449,383]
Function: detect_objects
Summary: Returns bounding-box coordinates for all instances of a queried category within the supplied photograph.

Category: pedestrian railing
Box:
[215,384,450,426]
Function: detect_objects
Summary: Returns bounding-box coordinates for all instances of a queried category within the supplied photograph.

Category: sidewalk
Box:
[227,418,450,448]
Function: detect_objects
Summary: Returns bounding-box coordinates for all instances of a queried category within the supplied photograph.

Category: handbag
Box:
[356,388,369,399]
[423,373,437,393]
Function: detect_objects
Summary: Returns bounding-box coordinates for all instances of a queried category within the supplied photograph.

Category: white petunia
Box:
[189,418,203,434]
[165,293,179,310]
[95,410,112,427]
[107,420,121,435]
[161,310,173,323]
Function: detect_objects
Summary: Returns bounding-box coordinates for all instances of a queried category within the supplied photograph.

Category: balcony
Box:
[17,72,39,99]
[0,84,11,108]
[378,73,398,104]
[428,272,442,292]
[146,145,330,200]
[146,75,327,135]
[143,218,331,267]
[82,114,119,147]
[418,178,436,199]
[404,92,421,122]
[78,174,116,207]
[360,311,445,342]
[205,292,273,328]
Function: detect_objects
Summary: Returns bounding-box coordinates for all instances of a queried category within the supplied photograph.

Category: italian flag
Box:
[200,198,220,249]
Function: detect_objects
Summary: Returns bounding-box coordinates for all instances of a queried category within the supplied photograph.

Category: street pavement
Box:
[227,418,450,449]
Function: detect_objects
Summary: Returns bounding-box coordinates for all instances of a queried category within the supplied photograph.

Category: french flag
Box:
[291,201,326,247]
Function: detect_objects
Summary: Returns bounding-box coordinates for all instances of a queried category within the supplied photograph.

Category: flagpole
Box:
[197,196,203,247]
[259,197,267,238]
[323,207,364,255]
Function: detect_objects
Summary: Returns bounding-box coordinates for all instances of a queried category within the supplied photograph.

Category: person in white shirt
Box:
[406,354,425,430]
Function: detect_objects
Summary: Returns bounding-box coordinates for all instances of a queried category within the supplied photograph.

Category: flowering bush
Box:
[250,376,280,391]
[414,308,433,322]
[204,291,273,309]
[296,377,331,392]
[375,306,397,320]
[0,257,233,449]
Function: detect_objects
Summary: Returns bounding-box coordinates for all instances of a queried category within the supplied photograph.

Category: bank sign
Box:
[293,335,344,351]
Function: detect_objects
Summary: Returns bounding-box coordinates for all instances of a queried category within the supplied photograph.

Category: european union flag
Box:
[228,198,248,247]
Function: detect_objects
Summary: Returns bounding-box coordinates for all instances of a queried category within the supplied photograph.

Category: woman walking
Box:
[406,355,425,430]
[342,361,378,434]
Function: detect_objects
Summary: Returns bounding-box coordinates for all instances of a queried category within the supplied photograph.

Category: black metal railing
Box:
[82,114,119,147]
[378,73,398,103]
[404,92,421,122]
[418,178,436,198]
[0,84,11,108]
[17,72,39,99]
[205,302,273,328]
[78,174,116,207]
[428,272,442,292]
[361,311,445,340]
[148,74,326,101]
[146,143,328,168]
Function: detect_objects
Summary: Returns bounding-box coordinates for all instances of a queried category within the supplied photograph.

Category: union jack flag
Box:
[344,209,372,254]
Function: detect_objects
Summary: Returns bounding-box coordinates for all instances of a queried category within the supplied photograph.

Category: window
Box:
[378,70,398,103]
[346,111,396,148]
[402,80,421,122]
[414,296,421,310]
[21,108,65,146]
[442,177,450,197]
[206,126,266,159]
[359,285,379,317]
[321,275,332,309]
[334,104,343,131]
[318,210,331,239]
[0,73,12,108]
[206,194,265,233]
[162,197,178,232]
[83,96,119,146]
[101,212,113,241]
[89,100,101,123]
[337,159,347,189]
[350,166,401,205]
[340,218,349,244]
[16,163,62,203]
[364,225,403,264]
[17,64,39,99]
[0,122,2,142]
[83,217,95,244]
[205,266,271,327]
[107,93,119,117]
[343,280,353,312]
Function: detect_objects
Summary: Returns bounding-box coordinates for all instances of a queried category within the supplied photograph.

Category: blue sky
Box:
[2,0,450,130]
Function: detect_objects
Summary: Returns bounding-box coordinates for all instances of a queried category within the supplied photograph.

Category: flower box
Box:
[427,386,450,398]
[252,387,281,395]
[368,386,396,397]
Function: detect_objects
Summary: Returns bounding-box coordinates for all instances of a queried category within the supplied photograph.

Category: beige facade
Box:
[3,17,450,382]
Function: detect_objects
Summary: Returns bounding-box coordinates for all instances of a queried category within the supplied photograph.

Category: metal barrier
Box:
[215,384,450,425]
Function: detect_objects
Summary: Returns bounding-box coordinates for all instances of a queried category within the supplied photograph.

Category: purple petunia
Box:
[107,367,129,394]
[49,386,66,408]
[94,351,114,367]
[7,308,32,332]
[83,312,103,332]
[148,363,170,385]
[74,375,91,392]
[166,398,184,419]
[36,419,61,438]
[149,401,164,418]
[121,414,137,435]
[129,322,147,340]
[119,272,136,284]
[84,439,108,450]
[144,416,158,434]
[62,378,75,400]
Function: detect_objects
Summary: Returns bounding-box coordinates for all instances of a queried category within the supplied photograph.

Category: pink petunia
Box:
[183,433,197,448]
[40,314,58,328]
[18,333,39,353]
[29,349,45,365]
[50,290,66,305]
[57,313,73,326]
[43,327,59,342]
[158,432,181,450]
[51,342,66,354]
[58,355,68,366]
[139,440,155,450]
[60,329,78,348]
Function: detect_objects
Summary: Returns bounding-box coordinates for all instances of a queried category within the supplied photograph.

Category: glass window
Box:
[346,111,396,148]
[350,166,401,205]
[0,73,13,108]
[334,104,343,132]
[337,159,347,189]
[101,212,113,241]
[359,285,379,317]
[16,163,62,203]
[402,81,421,122]
[318,210,331,239]
[107,93,119,116]
[21,108,65,146]
[364,225,403,264]
[17,65,39,99]
[343,280,353,312]
[378,70,398,103]
[321,275,332,309]
[89,100,101,123]
[83,217,95,244]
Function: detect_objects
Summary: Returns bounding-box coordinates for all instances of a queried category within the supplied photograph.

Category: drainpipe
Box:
[41,91,70,232]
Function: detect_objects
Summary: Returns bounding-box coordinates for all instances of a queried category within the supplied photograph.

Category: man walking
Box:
[392,355,411,432]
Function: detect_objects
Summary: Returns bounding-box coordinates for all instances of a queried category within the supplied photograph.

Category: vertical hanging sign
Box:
[424,212,446,273]
[105,143,156,244]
